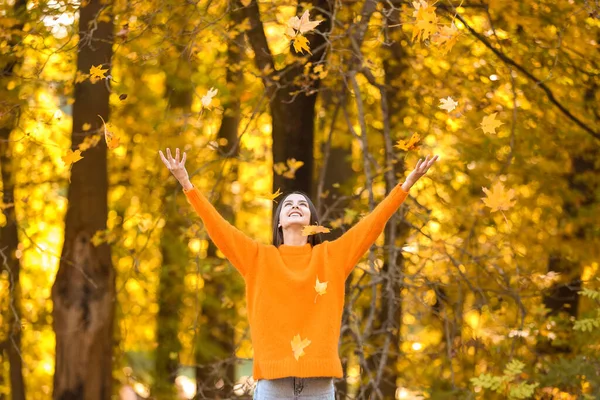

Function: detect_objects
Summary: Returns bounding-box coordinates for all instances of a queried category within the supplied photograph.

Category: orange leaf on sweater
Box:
[314,276,328,303]
[291,334,311,360]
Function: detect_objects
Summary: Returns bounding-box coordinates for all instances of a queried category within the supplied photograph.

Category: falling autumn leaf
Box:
[481,181,516,212]
[302,224,331,236]
[292,35,311,55]
[394,132,421,151]
[480,112,504,134]
[282,158,304,179]
[82,123,92,131]
[261,188,283,202]
[201,87,218,108]
[290,334,311,360]
[411,0,438,42]
[433,23,461,54]
[62,149,83,166]
[89,64,108,80]
[286,10,323,36]
[78,134,102,152]
[314,276,328,303]
[98,115,120,149]
[273,162,287,176]
[439,96,458,112]
[119,94,128,101]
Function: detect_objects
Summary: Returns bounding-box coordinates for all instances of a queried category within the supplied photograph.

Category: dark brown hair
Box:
[272,190,323,248]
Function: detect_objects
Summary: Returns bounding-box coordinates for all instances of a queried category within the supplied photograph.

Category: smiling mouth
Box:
[289,212,303,217]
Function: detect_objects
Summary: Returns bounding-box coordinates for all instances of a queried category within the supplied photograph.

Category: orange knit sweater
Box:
[183,183,410,380]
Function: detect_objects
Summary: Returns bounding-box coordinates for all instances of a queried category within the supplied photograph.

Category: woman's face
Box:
[278,193,311,230]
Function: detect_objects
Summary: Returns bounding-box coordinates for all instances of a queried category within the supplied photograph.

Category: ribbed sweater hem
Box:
[255,357,344,380]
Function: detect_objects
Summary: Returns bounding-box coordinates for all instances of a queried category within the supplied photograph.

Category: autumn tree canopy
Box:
[0,0,599,399]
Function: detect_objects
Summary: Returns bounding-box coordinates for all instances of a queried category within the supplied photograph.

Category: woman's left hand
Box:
[404,154,439,189]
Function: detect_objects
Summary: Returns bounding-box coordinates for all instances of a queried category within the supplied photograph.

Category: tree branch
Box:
[241,0,274,75]
[451,12,600,141]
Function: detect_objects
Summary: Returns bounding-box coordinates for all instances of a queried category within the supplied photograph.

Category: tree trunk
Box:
[196,3,245,397]
[243,0,333,204]
[539,149,597,354]
[0,1,28,398]
[51,1,115,398]
[363,2,410,398]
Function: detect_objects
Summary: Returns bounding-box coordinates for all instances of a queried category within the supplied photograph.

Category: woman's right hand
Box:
[159,148,189,184]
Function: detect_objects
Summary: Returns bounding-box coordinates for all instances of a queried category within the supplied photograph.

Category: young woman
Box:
[159,148,438,399]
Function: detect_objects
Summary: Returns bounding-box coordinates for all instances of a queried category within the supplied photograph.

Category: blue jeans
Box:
[253,376,335,399]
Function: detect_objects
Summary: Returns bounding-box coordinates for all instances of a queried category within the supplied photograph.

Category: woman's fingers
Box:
[175,148,180,163]
[159,150,170,167]
[180,151,186,166]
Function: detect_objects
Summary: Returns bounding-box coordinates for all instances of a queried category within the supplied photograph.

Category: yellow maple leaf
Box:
[433,23,460,54]
[282,158,304,179]
[481,181,516,212]
[411,1,438,42]
[314,275,328,303]
[98,115,120,149]
[438,96,458,112]
[89,64,108,80]
[82,123,92,131]
[262,188,283,202]
[62,149,83,166]
[287,10,323,36]
[290,334,311,361]
[78,134,102,152]
[292,34,311,55]
[302,224,331,236]
[480,112,504,134]
[201,87,218,108]
[394,132,421,151]
[274,162,288,176]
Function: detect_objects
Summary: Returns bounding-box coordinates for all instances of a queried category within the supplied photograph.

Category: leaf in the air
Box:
[287,10,323,35]
[314,275,328,303]
[89,64,108,80]
[480,112,504,134]
[290,334,311,360]
[274,162,287,176]
[62,149,83,166]
[292,35,311,55]
[302,224,330,236]
[439,96,458,112]
[481,181,516,212]
[282,158,304,179]
[262,188,283,202]
[201,87,218,108]
[98,115,120,149]
[411,1,438,42]
[394,132,421,151]
[78,134,101,152]
[433,23,460,54]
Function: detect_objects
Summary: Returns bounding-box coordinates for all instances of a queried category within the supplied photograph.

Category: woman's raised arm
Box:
[327,155,439,279]
[159,148,260,278]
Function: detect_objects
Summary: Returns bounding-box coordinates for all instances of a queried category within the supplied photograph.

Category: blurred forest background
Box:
[0,0,599,399]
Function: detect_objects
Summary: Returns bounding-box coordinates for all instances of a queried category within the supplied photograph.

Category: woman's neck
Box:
[282,227,308,246]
